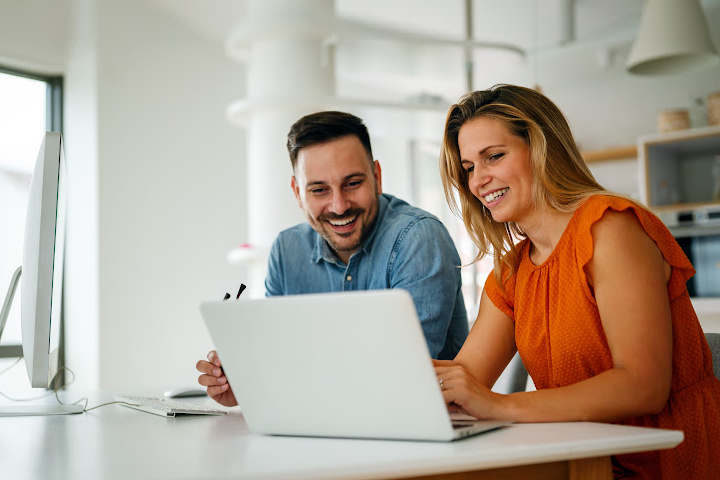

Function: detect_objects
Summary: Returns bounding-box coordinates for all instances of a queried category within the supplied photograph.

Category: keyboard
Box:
[115,395,228,417]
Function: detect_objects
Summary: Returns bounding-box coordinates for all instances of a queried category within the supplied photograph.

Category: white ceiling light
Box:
[627,0,719,75]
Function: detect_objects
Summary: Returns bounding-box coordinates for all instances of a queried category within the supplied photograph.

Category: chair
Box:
[706,333,720,380]
[494,352,529,394]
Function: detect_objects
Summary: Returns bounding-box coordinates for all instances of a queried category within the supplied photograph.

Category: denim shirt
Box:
[265,193,468,360]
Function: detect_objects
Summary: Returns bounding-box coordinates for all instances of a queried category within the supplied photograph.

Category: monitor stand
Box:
[0,404,84,416]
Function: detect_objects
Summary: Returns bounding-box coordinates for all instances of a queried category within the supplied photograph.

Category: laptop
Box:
[199,289,511,442]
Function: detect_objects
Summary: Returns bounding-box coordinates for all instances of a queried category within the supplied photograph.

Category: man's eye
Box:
[310,188,328,195]
[346,180,362,189]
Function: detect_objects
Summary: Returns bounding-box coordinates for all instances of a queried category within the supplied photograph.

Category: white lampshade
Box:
[627,0,719,75]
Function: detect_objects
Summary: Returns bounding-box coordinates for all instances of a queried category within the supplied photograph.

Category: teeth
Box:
[329,216,356,227]
[484,188,508,203]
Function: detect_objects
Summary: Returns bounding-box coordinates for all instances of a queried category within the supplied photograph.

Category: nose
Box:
[329,190,351,215]
[468,166,490,197]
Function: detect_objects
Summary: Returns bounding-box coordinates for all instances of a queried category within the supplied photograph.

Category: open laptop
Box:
[199,289,510,442]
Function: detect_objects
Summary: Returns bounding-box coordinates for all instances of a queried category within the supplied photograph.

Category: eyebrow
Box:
[460,144,506,162]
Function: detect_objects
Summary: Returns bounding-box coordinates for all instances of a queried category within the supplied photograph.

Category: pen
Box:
[236,283,246,299]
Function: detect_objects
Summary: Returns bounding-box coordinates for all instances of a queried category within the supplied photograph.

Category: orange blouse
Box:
[485,195,720,479]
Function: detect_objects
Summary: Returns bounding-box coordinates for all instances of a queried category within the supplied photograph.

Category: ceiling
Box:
[153,0,645,50]
[150,0,719,104]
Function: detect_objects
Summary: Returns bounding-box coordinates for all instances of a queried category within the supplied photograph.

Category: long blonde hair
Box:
[439,84,606,284]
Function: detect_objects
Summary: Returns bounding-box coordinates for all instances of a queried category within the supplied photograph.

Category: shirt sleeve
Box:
[387,217,467,359]
[264,236,284,297]
[483,269,515,320]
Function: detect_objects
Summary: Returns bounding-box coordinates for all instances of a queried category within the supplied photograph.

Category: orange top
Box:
[485,195,720,479]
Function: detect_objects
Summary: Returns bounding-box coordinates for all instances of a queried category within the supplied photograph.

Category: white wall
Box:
[91,1,246,391]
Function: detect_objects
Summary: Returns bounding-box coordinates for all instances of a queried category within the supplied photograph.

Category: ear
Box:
[373,160,383,195]
[291,176,303,208]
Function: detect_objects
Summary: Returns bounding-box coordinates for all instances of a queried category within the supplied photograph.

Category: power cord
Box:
[0,357,135,412]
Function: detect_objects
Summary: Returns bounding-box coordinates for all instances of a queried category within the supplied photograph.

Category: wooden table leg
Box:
[569,456,612,480]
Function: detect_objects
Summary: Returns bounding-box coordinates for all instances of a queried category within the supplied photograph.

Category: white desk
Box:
[0,392,683,480]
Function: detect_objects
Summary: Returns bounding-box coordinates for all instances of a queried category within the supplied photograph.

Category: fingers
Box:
[207,350,222,367]
[197,350,228,388]
[206,383,231,396]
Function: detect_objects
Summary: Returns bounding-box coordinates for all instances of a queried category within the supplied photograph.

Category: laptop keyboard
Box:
[115,395,227,417]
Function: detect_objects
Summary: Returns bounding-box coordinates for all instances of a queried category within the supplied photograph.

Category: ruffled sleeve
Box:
[574,195,695,302]
[483,240,529,321]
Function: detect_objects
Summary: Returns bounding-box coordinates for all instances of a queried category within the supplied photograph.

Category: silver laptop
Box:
[199,289,510,442]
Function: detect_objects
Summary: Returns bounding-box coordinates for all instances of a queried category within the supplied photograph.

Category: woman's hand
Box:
[433,359,505,420]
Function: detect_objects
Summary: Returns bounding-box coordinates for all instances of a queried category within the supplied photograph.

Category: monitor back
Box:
[21,132,66,388]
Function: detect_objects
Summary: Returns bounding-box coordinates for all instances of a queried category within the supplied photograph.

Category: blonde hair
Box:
[439,84,606,284]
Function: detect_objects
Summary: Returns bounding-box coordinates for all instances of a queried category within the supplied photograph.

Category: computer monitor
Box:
[0,132,82,415]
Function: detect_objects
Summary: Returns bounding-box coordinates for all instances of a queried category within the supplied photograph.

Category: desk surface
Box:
[0,392,683,480]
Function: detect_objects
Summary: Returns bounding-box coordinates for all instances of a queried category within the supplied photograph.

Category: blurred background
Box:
[0,0,718,394]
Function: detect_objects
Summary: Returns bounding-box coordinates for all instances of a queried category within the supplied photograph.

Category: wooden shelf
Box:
[582,145,637,163]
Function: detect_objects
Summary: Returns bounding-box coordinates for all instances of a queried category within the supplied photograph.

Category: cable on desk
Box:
[0,357,144,412]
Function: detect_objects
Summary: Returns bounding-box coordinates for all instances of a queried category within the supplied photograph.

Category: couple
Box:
[198,84,720,479]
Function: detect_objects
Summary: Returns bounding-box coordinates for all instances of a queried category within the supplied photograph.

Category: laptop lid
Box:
[200,289,508,442]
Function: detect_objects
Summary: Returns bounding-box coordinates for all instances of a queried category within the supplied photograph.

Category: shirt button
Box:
[346,275,352,282]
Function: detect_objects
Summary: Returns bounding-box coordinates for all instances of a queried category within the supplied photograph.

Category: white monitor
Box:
[0,132,82,415]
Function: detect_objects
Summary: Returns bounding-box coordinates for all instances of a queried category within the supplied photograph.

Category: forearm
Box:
[497,367,670,423]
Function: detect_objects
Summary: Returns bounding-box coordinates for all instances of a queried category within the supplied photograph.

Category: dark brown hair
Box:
[287,111,374,171]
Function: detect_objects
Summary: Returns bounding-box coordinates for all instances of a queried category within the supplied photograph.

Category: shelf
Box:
[581,145,637,163]
[640,126,720,209]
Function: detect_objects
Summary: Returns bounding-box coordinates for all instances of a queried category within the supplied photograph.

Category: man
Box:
[198,111,467,407]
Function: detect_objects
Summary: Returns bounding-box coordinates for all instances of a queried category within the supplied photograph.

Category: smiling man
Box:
[268,111,468,359]
[198,111,469,407]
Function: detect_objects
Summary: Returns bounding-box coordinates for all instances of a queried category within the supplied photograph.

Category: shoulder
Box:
[585,203,668,286]
[272,223,318,252]
[382,193,440,221]
[381,194,447,233]
[590,208,646,245]
[276,222,316,239]
[575,194,638,220]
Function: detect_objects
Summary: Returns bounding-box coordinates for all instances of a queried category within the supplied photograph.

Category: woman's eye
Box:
[488,153,504,162]
[464,165,474,173]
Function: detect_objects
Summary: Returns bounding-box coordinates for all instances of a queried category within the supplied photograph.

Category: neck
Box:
[518,205,574,264]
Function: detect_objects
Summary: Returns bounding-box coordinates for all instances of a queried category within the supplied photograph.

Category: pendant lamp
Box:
[627,0,719,75]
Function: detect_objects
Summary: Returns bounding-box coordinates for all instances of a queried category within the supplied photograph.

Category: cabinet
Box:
[639,125,720,301]
[640,125,720,231]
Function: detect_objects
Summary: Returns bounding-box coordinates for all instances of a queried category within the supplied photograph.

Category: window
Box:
[0,66,62,359]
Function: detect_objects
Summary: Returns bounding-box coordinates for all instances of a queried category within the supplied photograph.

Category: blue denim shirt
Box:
[265,193,468,360]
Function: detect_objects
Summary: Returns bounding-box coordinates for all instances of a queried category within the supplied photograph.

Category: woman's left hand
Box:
[433,359,506,420]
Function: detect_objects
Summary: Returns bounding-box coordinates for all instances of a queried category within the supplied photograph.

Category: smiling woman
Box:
[437,84,720,479]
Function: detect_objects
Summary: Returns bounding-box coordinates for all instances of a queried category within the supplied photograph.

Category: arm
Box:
[437,210,673,422]
[433,290,517,416]
[264,236,284,297]
[390,218,466,358]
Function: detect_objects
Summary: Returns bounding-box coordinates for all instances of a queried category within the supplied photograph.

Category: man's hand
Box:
[196,350,238,407]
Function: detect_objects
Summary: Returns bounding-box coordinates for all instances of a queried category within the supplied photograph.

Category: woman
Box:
[437,84,720,479]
